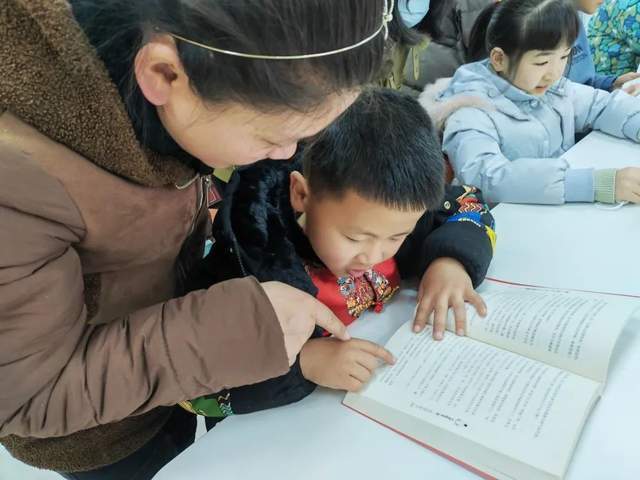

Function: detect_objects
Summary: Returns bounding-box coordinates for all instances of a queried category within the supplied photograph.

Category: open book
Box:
[344,280,640,480]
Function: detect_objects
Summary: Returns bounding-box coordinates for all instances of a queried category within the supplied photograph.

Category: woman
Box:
[0,0,393,478]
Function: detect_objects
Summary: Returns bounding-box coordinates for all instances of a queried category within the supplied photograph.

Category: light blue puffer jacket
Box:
[440,60,640,204]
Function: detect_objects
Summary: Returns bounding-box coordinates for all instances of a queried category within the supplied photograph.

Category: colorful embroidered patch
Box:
[455,185,479,202]
[457,199,484,213]
[485,226,497,251]
[446,211,484,229]
[337,269,399,319]
[337,276,356,297]
[179,393,233,418]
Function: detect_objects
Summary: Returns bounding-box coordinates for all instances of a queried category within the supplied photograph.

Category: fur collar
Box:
[217,159,319,295]
[1,0,195,186]
[419,77,495,132]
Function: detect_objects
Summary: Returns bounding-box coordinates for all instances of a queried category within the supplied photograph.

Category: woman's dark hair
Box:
[412,0,451,41]
[72,0,397,110]
[71,0,403,150]
[302,88,445,212]
[467,0,579,68]
[390,1,426,47]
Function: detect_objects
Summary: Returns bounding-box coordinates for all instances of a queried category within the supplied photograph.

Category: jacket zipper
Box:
[230,235,248,277]
[185,174,247,277]
[189,175,208,236]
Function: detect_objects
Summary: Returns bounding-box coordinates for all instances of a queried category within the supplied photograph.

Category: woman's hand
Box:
[261,281,350,366]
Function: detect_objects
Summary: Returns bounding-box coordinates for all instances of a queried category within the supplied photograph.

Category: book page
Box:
[461,281,640,382]
[348,323,601,479]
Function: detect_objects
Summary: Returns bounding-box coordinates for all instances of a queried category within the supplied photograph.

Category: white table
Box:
[487,131,640,297]
[156,133,640,480]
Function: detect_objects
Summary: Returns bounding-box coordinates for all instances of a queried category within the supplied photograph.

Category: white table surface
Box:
[487,131,640,297]
[156,133,640,480]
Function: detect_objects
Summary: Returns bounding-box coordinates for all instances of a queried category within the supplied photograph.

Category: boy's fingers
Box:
[413,299,433,333]
[452,298,467,336]
[354,351,379,372]
[417,281,429,303]
[349,364,373,384]
[313,303,350,340]
[432,300,448,340]
[469,291,488,317]
[347,376,365,392]
[354,339,396,365]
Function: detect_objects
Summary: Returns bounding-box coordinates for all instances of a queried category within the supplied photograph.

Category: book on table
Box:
[343,279,640,480]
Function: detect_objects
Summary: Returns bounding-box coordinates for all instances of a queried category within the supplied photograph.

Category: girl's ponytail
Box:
[467,2,500,62]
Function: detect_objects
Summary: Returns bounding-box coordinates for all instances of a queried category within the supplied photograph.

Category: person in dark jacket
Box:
[184,88,496,421]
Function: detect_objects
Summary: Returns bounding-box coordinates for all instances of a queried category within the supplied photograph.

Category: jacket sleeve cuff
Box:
[215,355,316,416]
[597,74,616,92]
[164,276,289,396]
[422,222,494,288]
[622,112,640,141]
[594,169,617,204]
[564,168,595,202]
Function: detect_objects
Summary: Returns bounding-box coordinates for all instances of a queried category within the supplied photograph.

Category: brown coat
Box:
[0,0,288,472]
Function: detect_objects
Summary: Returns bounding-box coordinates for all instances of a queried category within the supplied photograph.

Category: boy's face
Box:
[290,172,425,278]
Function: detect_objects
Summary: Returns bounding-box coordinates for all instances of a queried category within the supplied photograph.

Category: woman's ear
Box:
[134,35,187,106]
[489,47,509,74]
[289,171,311,213]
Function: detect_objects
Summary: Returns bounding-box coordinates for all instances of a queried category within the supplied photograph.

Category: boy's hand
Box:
[300,338,395,392]
[615,167,640,203]
[414,257,487,340]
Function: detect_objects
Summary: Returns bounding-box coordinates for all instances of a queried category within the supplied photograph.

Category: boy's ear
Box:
[289,171,310,213]
[134,35,187,106]
[489,47,509,74]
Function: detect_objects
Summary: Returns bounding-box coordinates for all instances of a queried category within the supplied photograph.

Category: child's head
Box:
[468,0,580,96]
[76,0,392,168]
[290,89,445,278]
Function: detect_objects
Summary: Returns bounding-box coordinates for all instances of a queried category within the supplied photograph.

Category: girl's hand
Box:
[615,167,640,203]
[300,338,395,392]
[614,72,640,95]
[414,257,487,340]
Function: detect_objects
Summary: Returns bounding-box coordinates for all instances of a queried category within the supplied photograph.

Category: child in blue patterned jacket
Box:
[570,0,640,92]
[589,0,640,80]
[434,0,640,205]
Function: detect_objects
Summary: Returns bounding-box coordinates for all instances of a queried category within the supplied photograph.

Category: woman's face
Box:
[135,36,359,169]
[158,90,359,169]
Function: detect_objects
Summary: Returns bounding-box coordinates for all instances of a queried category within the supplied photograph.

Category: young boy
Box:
[183,89,495,420]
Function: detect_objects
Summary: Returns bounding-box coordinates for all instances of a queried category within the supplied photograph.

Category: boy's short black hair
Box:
[302,88,445,211]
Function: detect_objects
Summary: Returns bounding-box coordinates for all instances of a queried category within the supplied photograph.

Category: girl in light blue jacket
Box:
[435,0,640,205]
